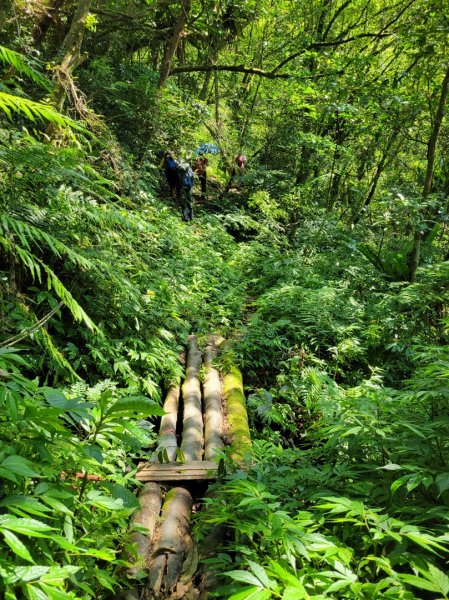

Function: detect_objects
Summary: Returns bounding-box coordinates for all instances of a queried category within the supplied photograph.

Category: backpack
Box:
[165,156,177,172]
[177,163,194,188]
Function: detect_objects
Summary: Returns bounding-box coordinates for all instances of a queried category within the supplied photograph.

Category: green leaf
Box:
[2,529,35,563]
[227,570,266,587]
[41,495,73,516]
[228,587,272,600]
[107,396,165,417]
[82,548,116,561]
[43,389,68,409]
[101,482,140,509]
[425,564,449,595]
[1,455,39,477]
[436,472,449,495]
[38,584,74,600]
[0,516,55,537]
[0,495,52,516]
[400,574,439,593]
[63,515,74,544]
[246,560,274,589]
[26,584,49,600]
[83,444,103,464]
[12,566,50,583]
[283,587,307,599]
[86,490,124,511]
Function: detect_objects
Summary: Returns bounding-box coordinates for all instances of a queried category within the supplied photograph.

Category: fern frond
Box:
[0,214,94,271]
[0,234,99,333]
[13,301,80,381]
[0,45,51,90]
[0,91,84,130]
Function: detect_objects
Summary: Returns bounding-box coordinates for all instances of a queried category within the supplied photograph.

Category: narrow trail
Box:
[123,335,252,600]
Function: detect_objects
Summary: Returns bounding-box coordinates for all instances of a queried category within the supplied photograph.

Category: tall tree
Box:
[408,64,449,282]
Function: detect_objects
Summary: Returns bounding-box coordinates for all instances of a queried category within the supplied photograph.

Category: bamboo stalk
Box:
[148,487,193,595]
[151,380,180,462]
[203,341,224,460]
[223,365,252,461]
[180,335,203,461]
[127,482,162,578]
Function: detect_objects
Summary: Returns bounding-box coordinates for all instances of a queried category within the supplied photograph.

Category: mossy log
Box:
[127,482,162,578]
[223,365,252,461]
[180,335,203,461]
[147,487,193,596]
[151,380,180,462]
[203,342,224,460]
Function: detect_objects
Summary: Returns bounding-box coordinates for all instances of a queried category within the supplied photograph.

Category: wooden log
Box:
[223,365,252,461]
[136,460,218,482]
[127,482,162,578]
[148,487,193,596]
[180,335,204,461]
[203,341,224,460]
[151,380,180,463]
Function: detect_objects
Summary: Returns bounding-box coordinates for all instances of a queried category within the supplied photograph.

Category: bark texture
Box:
[223,365,251,460]
[203,341,223,460]
[52,0,91,111]
[408,64,449,282]
[148,487,193,596]
[151,380,180,462]
[158,0,190,88]
[180,336,203,461]
[128,482,162,578]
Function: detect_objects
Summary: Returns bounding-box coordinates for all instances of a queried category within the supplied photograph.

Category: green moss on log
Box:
[223,365,252,461]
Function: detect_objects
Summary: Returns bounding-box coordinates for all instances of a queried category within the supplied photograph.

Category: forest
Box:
[1,0,449,598]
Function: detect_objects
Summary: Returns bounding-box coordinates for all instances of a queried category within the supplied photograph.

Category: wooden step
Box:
[136,460,218,482]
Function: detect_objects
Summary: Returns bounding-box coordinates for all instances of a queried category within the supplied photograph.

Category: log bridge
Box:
[125,335,251,600]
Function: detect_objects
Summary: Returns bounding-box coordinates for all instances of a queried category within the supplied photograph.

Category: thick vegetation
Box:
[1,1,449,598]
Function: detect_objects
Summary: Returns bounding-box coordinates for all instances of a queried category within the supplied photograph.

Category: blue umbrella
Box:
[193,143,220,155]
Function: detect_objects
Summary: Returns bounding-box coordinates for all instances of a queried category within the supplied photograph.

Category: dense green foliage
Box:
[1,0,449,598]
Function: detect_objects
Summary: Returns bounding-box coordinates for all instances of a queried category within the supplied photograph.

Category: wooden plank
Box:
[136,460,218,482]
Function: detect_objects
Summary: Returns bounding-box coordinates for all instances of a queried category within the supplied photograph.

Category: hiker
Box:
[177,161,195,221]
[159,151,179,200]
[234,153,246,176]
[193,153,208,200]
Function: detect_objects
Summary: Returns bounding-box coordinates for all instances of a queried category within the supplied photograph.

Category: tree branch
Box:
[169,64,291,79]
[271,32,393,74]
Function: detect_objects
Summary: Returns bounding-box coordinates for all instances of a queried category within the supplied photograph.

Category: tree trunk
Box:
[352,128,399,224]
[180,335,203,461]
[52,0,91,111]
[203,340,224,460]
[128,483,162,578]
[408,63,449,282]
[147,487,193,595]
[158,0,190,89]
